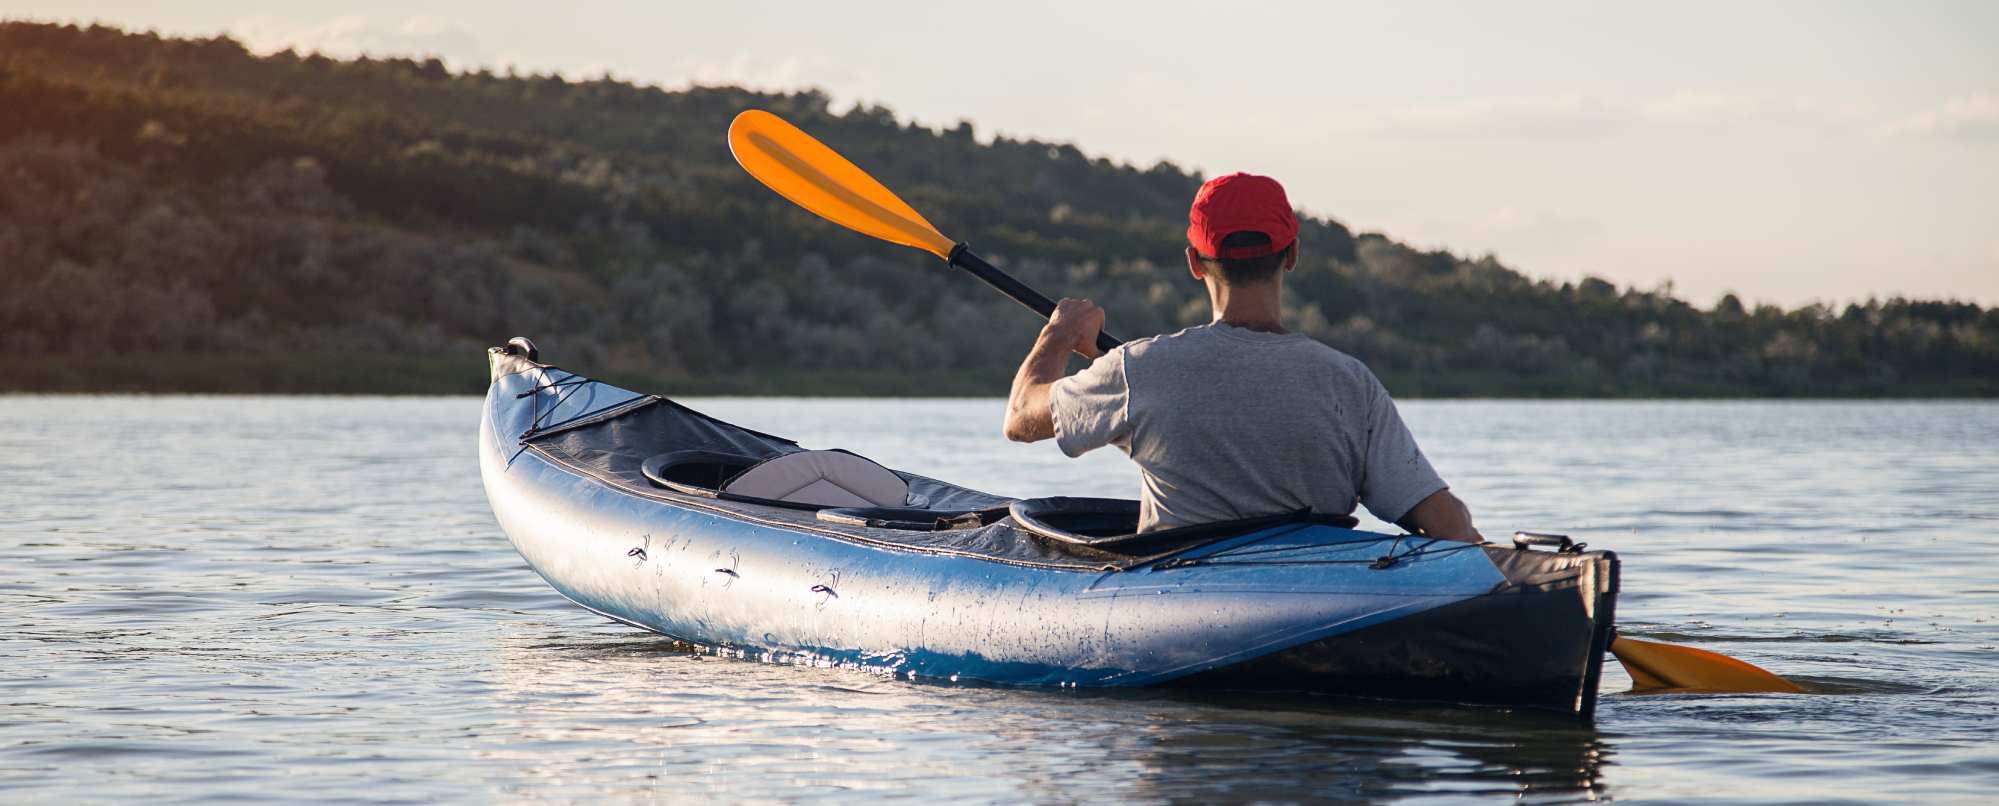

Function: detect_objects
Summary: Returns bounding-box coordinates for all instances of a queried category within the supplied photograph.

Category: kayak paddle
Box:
[1610,634,1805,694]
[728,109,1121,355]
[730,108,1805,697]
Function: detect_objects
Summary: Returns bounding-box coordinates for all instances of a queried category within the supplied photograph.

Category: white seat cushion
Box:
[720,450,909,508]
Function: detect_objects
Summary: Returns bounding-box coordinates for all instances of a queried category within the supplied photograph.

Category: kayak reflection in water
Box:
[1003,172,1484,541]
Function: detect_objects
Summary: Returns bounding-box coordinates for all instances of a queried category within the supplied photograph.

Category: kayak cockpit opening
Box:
[1008,497,1362,552]
[642,449,760,493]
[634,443,1365,549]
[643,448,908,509]
[1008,497,1139,539]
[513,378,1361,564]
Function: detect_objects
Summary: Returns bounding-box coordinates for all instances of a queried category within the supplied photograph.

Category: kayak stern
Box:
[1173,545,1619,717]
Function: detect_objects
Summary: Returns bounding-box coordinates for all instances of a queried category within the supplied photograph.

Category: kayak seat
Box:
[722,450,910,508]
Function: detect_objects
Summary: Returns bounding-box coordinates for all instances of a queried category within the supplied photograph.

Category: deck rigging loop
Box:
[1370,533,1408,570]
[519,374,596,437]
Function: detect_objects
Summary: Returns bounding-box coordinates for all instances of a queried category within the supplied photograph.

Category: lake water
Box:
[2,395,1995,803]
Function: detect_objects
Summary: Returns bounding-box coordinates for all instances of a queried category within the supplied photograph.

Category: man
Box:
[1002,173,1483,541]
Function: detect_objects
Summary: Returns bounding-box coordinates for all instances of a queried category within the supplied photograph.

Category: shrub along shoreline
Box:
[9,353,1993,398]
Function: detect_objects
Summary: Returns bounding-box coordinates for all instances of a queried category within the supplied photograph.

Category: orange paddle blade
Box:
[1611,635,1805,694]
[728,109,956,260]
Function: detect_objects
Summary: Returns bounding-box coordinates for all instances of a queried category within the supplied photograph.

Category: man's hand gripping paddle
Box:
[728,109,1120,355]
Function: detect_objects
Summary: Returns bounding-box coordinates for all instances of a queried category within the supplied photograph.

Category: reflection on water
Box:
[1,396,1995,802]
[485,627,1612,803]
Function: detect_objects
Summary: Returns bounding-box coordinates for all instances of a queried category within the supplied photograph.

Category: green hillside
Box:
[2,21,1993,396]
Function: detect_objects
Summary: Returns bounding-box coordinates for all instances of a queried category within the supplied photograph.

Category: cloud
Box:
[231,15,485,67]
[1876,93,1999,139]
[229,17,877,95]
[1472,205,1600,239]
[1638,91,1759,125]
[659,53,881,105]
[1341,90,1821,139]
[1367,93,1626,139]
[1351,205,1602,266]
[680,54,818,92]
[1787,95,1875,126]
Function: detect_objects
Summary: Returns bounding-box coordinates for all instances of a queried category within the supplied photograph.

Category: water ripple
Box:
[1,396,1994,803]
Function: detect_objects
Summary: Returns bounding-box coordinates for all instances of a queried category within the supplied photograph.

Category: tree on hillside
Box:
[0,21,1993,395]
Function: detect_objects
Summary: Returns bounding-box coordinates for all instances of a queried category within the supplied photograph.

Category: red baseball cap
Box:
[1186,173,1299,260]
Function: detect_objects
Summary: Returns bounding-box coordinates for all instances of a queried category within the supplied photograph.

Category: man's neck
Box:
[1208,279,1287,334]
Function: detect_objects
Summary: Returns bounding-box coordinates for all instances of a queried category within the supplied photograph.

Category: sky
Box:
[12,1,1997,307]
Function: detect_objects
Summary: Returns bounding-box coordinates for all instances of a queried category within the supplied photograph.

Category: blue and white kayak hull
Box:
[479,341,1619,716]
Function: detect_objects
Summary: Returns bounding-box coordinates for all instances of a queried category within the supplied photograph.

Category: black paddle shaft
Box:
[946,244,1122,354]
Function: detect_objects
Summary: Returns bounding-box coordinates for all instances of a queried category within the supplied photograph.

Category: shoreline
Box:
[8,353,1995,399]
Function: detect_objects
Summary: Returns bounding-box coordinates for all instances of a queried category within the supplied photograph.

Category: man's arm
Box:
[1004,298,1104,443]
[1396,489,1485,543]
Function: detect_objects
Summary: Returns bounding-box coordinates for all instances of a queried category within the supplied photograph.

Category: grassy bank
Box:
[6,353,1994,398]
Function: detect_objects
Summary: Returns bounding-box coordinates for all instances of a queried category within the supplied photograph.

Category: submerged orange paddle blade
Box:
[1611,636,1805,694]
[728,109,957,260]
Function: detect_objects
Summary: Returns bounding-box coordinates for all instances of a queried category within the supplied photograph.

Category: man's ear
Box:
[1185,246,1207,281]
[1283,242,1300,272]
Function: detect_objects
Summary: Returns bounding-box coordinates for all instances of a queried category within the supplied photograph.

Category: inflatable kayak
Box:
[480,338,1621,717]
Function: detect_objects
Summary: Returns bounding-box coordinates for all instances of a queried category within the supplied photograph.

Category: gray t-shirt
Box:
[1049,322,1447,532]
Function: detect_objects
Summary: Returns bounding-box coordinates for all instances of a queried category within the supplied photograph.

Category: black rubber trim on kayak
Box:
[1009,496,1360,550]
[816,506,1010,531]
